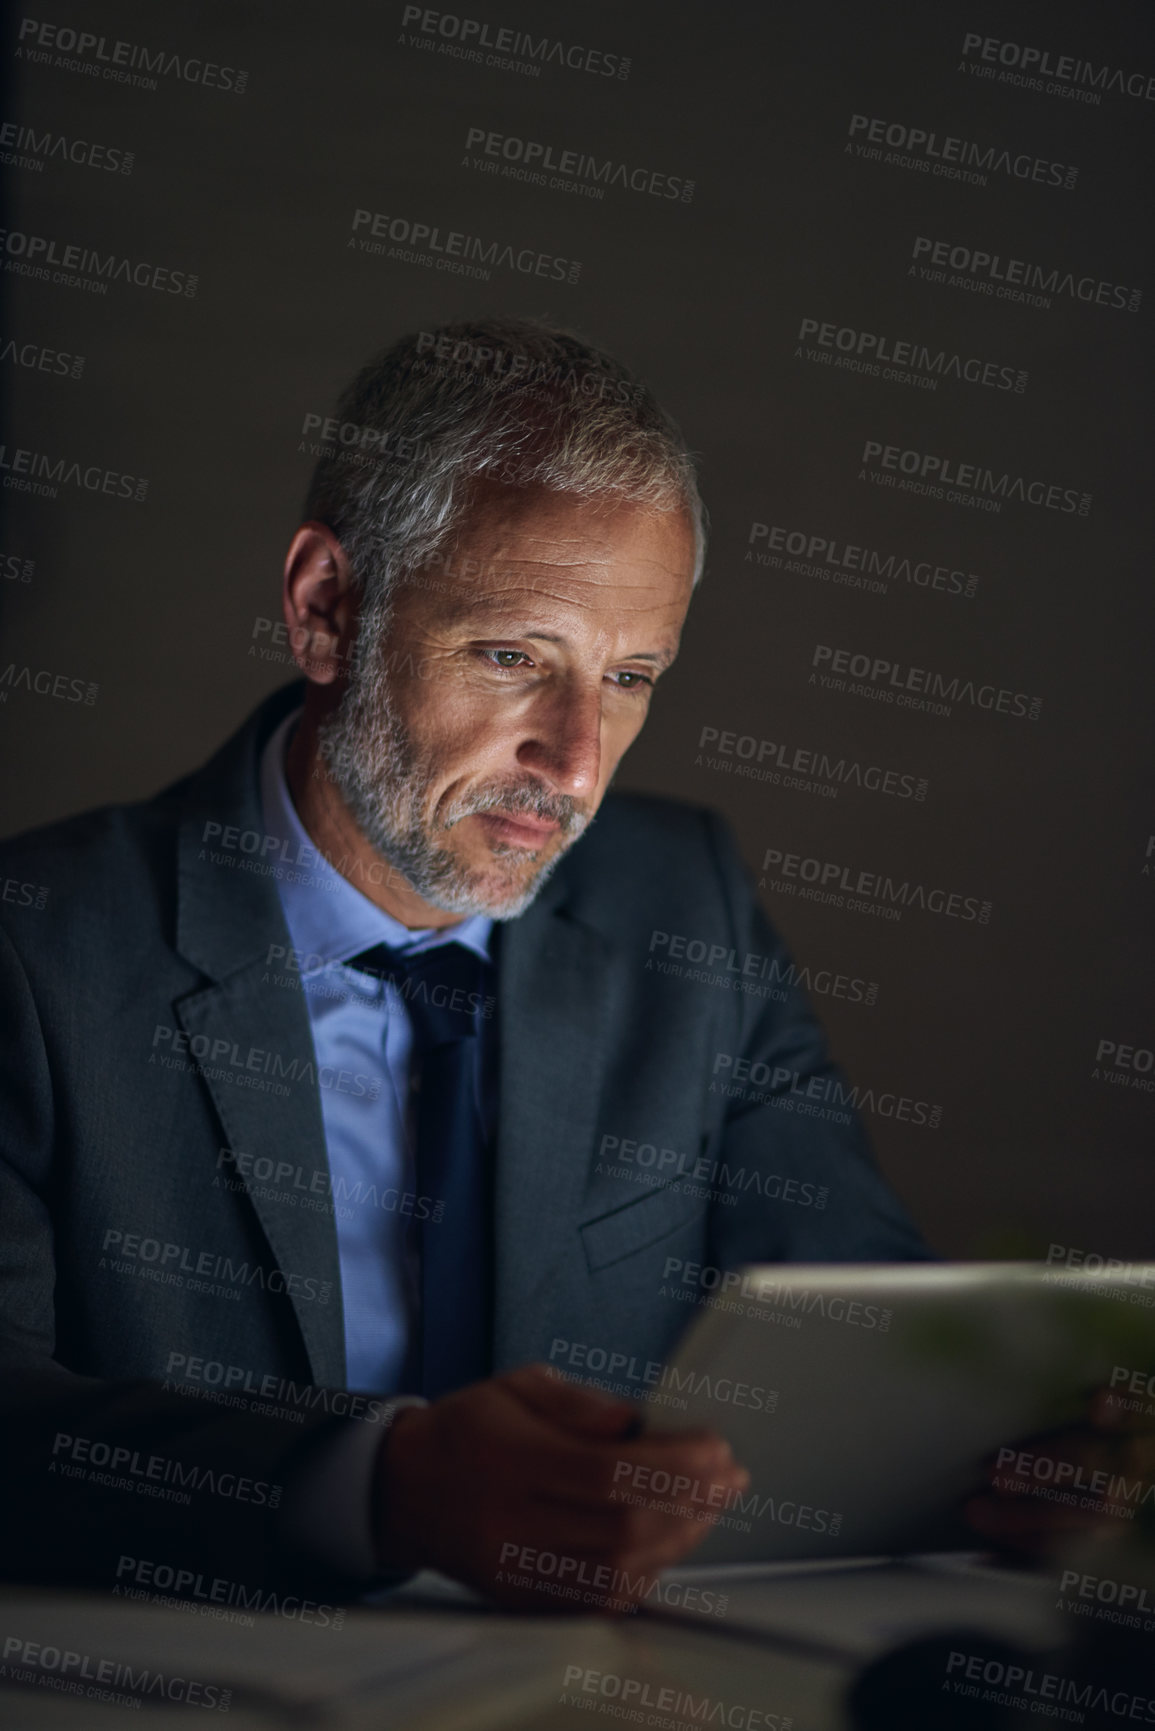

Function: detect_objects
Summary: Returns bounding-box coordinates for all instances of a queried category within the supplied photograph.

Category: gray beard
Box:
[317,646,590,920]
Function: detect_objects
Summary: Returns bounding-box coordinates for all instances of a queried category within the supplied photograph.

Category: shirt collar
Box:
[259,709,493,978]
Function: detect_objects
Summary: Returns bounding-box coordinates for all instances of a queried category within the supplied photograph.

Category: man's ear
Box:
[281,521,358,685]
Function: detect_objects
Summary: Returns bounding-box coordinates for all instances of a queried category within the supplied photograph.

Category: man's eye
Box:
[482,649,531,669]
[612,670,654,691]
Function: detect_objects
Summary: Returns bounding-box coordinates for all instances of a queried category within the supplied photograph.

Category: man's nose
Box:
[516,685,603,800]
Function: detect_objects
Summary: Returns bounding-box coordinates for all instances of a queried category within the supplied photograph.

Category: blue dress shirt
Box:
[259,709,493,1393]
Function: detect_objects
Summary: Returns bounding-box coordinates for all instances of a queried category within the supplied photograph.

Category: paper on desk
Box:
[656,1554,1060,1660]
[0,1588,471,1703]
[0,1587,624,1729]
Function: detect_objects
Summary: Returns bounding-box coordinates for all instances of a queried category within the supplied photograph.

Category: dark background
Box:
[2,0,1152,1257]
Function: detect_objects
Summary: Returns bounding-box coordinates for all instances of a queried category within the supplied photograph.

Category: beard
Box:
[317,636,592,920]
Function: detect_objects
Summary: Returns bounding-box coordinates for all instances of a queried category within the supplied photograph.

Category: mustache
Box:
[441,778,590,836]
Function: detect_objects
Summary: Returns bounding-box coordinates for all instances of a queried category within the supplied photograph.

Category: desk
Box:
[0,1558,1060,1730]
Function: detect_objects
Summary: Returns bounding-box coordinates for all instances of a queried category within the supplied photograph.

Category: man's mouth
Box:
[472,812,563,849]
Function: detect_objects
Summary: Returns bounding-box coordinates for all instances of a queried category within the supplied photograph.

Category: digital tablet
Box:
[642,1262,1155,1564]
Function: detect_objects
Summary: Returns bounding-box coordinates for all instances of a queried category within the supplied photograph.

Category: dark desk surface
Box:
[0,1557,1059,1730]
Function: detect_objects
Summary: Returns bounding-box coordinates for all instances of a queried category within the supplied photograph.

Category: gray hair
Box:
[303,318,707,624]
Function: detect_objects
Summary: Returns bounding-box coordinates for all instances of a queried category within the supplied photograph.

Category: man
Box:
[0,318,1005,1615]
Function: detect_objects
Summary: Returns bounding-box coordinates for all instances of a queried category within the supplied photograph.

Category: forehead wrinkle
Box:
[504,552,686,582]
[495,530,615,560]
[462,555,689,596]
[455,579,682,618]
[461,526,687,575]
[456,545,614,580]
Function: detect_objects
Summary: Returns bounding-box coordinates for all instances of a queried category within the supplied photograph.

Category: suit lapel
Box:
[493,897,613,1360]
[173,685,345,1388]
[174,962,346,1389]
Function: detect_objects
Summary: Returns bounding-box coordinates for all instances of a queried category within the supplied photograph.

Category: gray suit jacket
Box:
[0,682,928,1596]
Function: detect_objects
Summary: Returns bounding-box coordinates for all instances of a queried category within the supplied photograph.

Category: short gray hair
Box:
[303,318,707,618]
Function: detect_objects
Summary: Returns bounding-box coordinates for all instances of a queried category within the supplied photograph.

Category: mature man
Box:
[0,318,933,1612]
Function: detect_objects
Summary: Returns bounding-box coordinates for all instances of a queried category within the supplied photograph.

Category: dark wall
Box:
[2,0,1152,1257]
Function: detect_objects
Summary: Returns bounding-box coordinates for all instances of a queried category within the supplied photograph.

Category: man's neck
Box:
[283,706,465,931]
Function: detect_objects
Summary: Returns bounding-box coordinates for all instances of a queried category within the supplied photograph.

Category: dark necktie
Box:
[348,941,493,1400]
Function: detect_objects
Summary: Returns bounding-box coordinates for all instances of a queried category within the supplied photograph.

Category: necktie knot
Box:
[348,941,489,1048]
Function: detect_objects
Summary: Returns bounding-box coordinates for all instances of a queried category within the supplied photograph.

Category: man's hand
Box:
[963,1386,1155,1559]
[371,1363,749,1612]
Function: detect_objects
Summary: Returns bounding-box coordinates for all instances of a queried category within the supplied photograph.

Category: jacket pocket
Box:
[579,1183,706,1274]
